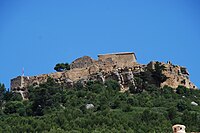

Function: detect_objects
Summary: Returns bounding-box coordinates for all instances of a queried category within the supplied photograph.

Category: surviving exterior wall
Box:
[98,52,136,68]
[11,76,22,90]
[66,68,90,81]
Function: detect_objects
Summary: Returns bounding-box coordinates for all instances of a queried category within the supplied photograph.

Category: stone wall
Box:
[11,76,22,90]
[10,52,198,99]
[98,52,136,68]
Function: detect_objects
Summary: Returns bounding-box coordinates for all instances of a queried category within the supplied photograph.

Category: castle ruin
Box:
[10,52,197,99]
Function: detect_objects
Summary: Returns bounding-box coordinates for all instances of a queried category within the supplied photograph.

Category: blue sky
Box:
[0,0,200,89]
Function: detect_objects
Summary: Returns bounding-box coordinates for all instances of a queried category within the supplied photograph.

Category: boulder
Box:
[85,104,94,109]
[191,101,198,106]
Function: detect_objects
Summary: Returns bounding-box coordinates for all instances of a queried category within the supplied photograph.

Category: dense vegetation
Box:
[0,79,200,132]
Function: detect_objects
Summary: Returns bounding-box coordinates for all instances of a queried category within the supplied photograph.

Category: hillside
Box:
[0,79,200,132]
[1,52,199,132]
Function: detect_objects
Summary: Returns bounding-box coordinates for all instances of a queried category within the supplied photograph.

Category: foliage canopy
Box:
[0,80,200,132]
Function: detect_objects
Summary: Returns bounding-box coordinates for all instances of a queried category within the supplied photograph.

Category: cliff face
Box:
[10,52,197,99]
[147,61,196,89]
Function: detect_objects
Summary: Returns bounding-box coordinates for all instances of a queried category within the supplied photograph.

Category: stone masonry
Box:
[10,52,197,99]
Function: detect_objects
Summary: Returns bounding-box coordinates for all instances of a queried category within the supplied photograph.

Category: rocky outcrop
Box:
[70,56,95,69]
[10,52,198,99]
[147,61,197,89]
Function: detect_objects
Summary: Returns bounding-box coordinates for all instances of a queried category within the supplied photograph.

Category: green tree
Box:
[105,80,120,91]
[129,77,145,94]
[167,107,177,120]
[29,78,62,116]
[54,63,70,72]
[177,100,191,112]
[4,101,25,115]
[176,85,190,96]
[3,91,22,103]
[151,62,168,87]
[0,83,5,106]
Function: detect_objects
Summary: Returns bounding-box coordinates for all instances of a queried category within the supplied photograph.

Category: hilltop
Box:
[11,52,197,99]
